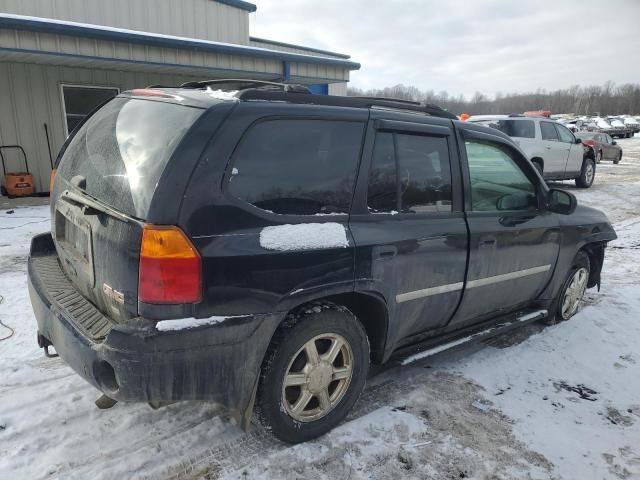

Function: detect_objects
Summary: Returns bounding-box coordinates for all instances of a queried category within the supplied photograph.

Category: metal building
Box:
[0,0,359,193]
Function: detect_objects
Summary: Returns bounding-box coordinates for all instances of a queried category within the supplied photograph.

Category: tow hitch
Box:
[37,333,58,358]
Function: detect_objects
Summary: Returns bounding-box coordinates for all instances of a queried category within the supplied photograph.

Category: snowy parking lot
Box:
[1,137,640,480]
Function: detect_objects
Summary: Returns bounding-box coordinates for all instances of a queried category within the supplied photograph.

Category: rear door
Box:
[52,96,205,321]
[539,120,569,175]
[350,112,468,348]
[449,126,560,328]
[601,134,615,160]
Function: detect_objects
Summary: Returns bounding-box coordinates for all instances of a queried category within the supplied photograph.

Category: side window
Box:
[465,140,537,212]
[540,121,559,141]
[555,124,575,143]
[228,119,364,215]
[367,131,453,214]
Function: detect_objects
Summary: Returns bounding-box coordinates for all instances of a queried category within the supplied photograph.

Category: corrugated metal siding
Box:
[0,28,283,78]
[0,0,250,44]
[249,39,346,60]
[0,62,206,192]
[328,83,347,96]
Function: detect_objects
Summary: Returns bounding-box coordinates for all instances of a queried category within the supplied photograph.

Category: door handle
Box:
[479,238,496,247]
[499,215,536,227]
[545,146,551,149]
[373,245,397,259]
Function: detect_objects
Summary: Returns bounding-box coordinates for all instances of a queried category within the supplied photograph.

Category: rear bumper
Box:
[28,233,283,417]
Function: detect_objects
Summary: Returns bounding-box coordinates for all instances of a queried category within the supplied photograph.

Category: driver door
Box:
[449,128,560,329]
[554,123,583,175]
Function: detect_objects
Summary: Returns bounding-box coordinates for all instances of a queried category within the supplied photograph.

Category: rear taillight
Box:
[138,225,202,304]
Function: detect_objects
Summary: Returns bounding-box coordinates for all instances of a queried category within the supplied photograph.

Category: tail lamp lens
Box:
[139,225,202,304]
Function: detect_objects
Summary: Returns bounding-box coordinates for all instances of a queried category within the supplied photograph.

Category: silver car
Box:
[468,115,594,188]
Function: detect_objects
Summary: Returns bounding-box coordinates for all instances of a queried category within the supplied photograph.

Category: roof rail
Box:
[237,89,457,119]
[178,78,311,93]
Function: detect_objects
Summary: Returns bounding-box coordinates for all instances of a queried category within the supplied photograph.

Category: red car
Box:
[575,132,623,164]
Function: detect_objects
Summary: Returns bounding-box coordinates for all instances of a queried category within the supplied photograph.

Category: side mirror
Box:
[612,140,617,145]
[575,137,582,144]
[496,192,536,211]
[547,188,577,215]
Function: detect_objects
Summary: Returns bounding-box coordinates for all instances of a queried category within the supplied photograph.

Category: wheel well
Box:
[306,292,388,364]
[580,243,606,288]
[584,146,595,159]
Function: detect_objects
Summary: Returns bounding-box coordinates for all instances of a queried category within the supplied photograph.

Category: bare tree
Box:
[347,82,640,116]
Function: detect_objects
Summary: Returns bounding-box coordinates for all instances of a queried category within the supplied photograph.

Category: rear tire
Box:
[255,303,369,444]
[575,158,595,188]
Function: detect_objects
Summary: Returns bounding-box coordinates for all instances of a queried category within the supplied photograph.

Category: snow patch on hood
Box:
[259,222,349,251]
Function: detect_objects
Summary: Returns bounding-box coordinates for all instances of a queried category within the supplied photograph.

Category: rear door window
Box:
[493,120,535,138]
[57,97,204,219]
[540,121,559,141]
[227,119,365,215]
[367,131,453,214]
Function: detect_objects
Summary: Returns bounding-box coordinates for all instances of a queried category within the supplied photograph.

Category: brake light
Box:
[139,225,202,304]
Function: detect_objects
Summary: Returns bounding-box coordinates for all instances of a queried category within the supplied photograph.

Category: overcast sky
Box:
[250,0,640,98]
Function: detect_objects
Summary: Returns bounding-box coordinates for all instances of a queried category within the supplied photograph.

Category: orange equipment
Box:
[1,145,35,197]
[459,113,470,121]
[523,110,551,118]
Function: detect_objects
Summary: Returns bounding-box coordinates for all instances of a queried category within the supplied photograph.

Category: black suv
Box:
[28,80,616,443]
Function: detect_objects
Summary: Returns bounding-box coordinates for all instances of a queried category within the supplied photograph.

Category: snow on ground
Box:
[1,137,640,479]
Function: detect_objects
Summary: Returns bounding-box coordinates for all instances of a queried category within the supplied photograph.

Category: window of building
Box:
[465,140,536,211]
[227,119,364,215]
[540,121,559,141]
[62,85,120,135]
[367,131,453,214]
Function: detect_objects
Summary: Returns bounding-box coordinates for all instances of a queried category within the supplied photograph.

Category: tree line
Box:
[347,81,640,116]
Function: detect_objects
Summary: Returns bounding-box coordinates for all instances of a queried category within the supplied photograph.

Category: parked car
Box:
[468,115,595,187]
[28,81,616,444]
[576,132,623,163]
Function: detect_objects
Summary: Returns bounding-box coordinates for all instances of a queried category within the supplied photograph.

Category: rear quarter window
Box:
[57,97,204,218]
[227,119,365,215]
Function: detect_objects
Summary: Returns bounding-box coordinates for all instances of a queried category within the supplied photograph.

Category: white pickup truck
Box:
[468,115,594,188]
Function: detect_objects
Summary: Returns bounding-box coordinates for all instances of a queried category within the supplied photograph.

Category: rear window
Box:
[477,119,535,139]
[57,97,204,218]
[227,119,364,215]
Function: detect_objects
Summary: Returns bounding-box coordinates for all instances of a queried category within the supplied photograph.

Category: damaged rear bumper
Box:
[27,233,283,422]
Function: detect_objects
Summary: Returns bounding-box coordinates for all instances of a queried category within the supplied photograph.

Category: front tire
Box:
[558,251,591,321]
[595,150,602,164]
[575,158,595,188]
[614,152,622,164]
[255,303,369,443]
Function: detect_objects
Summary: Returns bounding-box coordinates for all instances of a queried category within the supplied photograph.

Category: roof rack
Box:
[144,78,456,119]
[237,89,457,119]
[177,78,311,93]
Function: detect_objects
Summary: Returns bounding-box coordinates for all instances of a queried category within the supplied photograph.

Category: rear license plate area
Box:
[55,202,95,286]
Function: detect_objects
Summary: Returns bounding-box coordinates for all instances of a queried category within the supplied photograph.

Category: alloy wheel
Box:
[585,163,594,185]
[281,333,353,422]
[561,267,589,319]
